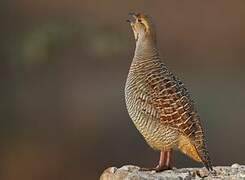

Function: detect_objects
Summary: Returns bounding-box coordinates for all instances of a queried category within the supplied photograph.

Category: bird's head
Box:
[127,13,156,44]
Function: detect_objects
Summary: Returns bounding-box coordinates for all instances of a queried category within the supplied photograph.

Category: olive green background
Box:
[1,1,245,179]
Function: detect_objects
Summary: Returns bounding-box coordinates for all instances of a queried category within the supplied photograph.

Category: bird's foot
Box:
[155,164,172,172]
[139,165,172,172]
[139,150,172,172]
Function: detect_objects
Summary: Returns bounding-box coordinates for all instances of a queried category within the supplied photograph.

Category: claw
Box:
[139,165,172,172]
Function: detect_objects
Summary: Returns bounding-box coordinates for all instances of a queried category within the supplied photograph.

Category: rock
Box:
[100,164,245,180]
[231,163,240,168]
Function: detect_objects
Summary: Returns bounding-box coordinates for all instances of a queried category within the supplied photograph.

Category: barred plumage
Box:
[125,13,213,171]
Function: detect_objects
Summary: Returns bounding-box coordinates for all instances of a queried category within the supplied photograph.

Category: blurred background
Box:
[1,0,245,179]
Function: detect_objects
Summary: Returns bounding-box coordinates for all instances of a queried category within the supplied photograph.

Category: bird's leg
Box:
[155,149,172,172]
[139,149,173,172]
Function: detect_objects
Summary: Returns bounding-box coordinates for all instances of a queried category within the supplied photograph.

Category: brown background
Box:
[1,0,245,179]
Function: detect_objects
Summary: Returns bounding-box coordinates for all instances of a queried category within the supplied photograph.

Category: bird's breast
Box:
[125,70,179,150]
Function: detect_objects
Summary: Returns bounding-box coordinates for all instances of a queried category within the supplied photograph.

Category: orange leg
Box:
[140,149,173,172]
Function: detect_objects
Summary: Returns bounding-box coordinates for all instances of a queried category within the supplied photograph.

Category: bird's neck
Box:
[133,37,160,62]
[129,38,163,74]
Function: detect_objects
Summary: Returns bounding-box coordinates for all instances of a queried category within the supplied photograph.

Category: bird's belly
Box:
[125,80,179,150]
[130,110,179,150]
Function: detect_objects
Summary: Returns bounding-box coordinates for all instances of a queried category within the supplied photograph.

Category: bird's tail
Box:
[178,135,213,171]
[194,140,213,171]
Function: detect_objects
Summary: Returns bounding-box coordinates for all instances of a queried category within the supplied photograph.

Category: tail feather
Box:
[178,135,213,171]
[195,142,213,171]
[178,135,202,162]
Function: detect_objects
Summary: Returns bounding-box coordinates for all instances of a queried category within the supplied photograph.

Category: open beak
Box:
[126,12,138,23]
[129,12,138,19]
[127,12,140,42]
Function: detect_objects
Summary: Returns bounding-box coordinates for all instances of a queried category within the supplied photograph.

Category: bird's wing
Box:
[148,72,204,139]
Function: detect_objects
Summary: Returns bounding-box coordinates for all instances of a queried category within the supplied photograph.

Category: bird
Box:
[125,13,213,172]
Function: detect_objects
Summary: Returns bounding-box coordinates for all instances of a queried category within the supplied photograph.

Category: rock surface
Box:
[100,164,245,180]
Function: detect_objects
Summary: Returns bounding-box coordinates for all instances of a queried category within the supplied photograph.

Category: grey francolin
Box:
[125,13,213,172]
